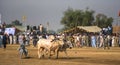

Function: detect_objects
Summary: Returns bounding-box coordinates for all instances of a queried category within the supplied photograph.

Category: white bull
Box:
[37,38,64,59]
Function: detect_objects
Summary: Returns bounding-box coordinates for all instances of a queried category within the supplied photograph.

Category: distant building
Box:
[112,26,120,34]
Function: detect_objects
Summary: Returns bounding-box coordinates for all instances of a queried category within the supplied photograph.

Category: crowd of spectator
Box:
[0,23,120,50]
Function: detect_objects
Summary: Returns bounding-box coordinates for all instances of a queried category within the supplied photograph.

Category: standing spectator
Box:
[118,34,120,47]
[91,34,96,48]
[32,31,38,47]
[99,34,104,48]
[32,35,38,47]
[2,33,8,49]
[13,35,16,44]
[25,35,30,46]
[16,34,19,44]
[85,34,89,47]
[88,34,91,47]
[104,35,110,49]
[96,34,100,48]
[73,35,77,47]
[69,35,75,47]
[76,34,81,47]
[82,34,86,47]
[39,24,43,34]
[115,35,119,47]
[18,34,25,45]
[22,34,26,45]
[112,35,115,47]
[107,35,112,47]
[9,34,13,44]
[0,34,3,48]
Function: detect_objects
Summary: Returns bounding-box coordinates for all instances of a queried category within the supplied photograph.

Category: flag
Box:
[47,22,49,26]
[119,11,120,16]
[46,22,49,32]
[0,14,1,24]
[22,16,26,22]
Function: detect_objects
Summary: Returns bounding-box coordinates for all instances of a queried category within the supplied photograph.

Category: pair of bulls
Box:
[37,38,72,59]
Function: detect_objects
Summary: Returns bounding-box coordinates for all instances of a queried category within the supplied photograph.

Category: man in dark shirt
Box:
[2,33,8,49]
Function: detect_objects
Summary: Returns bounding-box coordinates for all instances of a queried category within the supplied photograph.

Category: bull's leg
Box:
[64,50,69,58]
[48,50,51,59]
[52,50,55,55]
[24,49,28,57]
[20,52,23,59]
[41,48,45,58]
[38,47,42,58]
[56,50,59,59]
[38,49,40,58]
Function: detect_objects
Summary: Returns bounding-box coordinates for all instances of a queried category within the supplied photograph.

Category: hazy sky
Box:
[0,0,120,31]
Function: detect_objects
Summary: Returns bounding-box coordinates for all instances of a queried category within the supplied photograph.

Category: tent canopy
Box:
[14,26,26,31]
[77,26,102,32]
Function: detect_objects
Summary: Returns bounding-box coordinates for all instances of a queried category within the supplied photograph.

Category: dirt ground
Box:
[0,44,120,65]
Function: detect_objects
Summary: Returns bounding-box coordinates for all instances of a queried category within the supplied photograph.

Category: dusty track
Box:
[0,44,120,65]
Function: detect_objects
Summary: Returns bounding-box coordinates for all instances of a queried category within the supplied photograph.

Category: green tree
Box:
[60,7,95,30]
[61,8,74,29]
[94,14,113,28]
[11,20,22,26]
[61,8,83,30]
[60,7,113,32]
[5,24,13,28]
[82,8,94,26]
